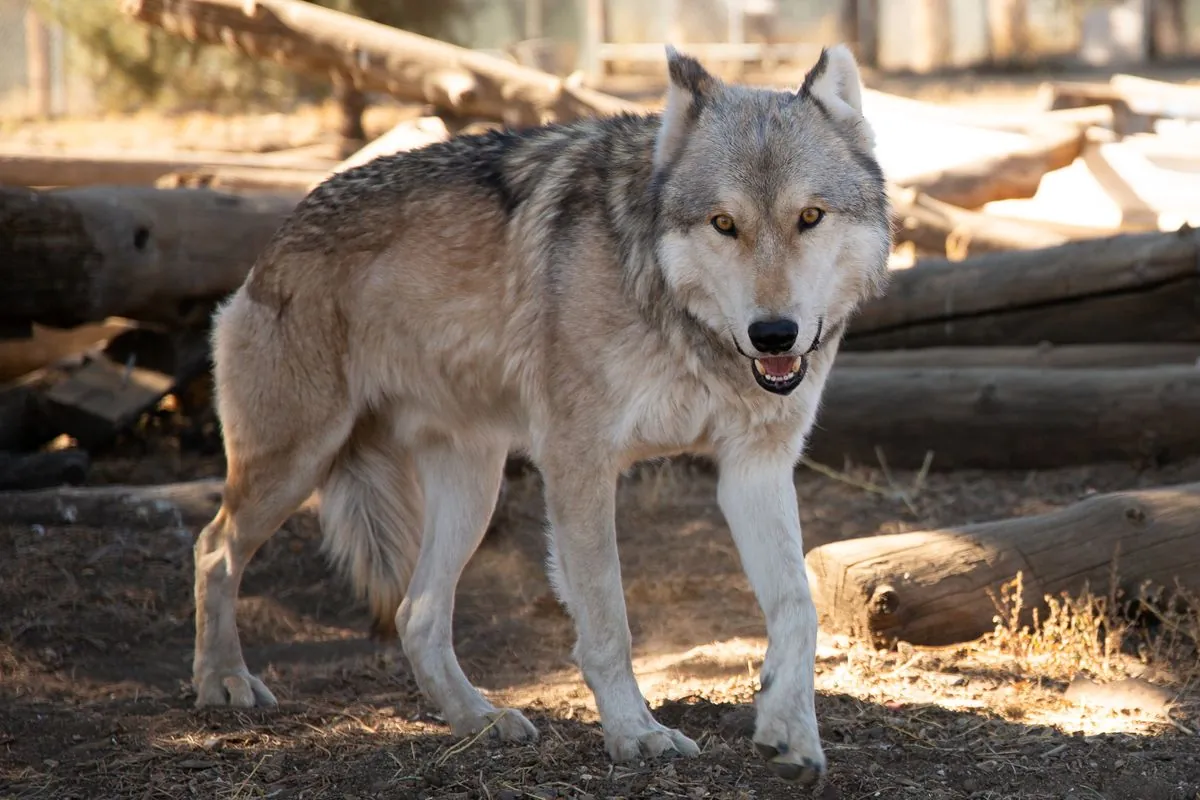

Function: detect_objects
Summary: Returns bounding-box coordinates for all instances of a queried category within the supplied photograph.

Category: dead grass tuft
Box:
[985,569,1200,685]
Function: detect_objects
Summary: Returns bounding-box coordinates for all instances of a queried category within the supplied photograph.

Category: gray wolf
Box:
[190,43,890,784]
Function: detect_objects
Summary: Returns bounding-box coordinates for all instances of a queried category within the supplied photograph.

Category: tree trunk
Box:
[120,0,644,126]
[0,186,294,329]
[806,482,1200,647]
[808,365,1200,470]
[845,226,1200,350]
[835,343,1200,370]
[895,125,1084,210]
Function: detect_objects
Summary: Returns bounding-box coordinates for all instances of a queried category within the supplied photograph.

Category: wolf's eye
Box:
[711,214,737,237]
[798,207,825,230]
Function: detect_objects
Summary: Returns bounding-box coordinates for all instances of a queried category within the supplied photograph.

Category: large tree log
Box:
[846,225,1200,350]
[1,186,294,329]
[808,365,1200,470]
[806,482,1200,647]
[121,0,645,127]
[0,479,230,530]
[895,125,1085,210]
[835,343,1200,370]
[0,150,334,189]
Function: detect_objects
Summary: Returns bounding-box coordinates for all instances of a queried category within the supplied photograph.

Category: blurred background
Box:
[2,0,1199,119]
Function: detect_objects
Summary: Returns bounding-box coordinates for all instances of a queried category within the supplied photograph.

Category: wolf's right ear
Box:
[653,46,719,171]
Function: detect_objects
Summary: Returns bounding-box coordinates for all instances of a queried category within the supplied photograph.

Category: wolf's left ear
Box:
[654,46,720,170]
[800,44,876,149]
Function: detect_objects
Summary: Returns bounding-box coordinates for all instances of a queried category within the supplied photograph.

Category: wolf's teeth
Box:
[754,360,767,376]
[791,357,803,372]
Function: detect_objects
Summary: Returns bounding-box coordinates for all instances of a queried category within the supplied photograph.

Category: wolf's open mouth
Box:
[752,355,807,395]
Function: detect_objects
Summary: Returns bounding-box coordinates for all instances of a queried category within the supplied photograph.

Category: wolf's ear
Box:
[654,46,719,170]
[799,44,875,149]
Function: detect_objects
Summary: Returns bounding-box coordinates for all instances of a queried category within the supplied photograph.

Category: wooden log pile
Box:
[0,0,1198,653]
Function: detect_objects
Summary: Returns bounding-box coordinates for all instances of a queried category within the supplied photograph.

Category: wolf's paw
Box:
[194,668,278,709]
[605,719,701,763]
[752,703,825,784]
[451,708,539,743]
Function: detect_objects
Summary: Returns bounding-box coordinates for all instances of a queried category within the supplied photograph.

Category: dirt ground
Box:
[2,397,1199,800]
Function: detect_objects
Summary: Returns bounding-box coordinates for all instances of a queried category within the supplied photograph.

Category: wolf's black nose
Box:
[748,319,799,354]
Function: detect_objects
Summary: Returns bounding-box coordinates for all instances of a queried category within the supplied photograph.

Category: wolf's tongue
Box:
[759,356,795,377]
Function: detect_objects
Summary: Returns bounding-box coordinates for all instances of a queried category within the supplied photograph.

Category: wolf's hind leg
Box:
[395,437,538,743]
[193,427,349,707]
[193,290,354,708]
[542,455,700,762]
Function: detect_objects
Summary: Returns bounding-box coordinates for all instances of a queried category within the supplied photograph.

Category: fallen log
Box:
[808,365,1200,470]
[896,125,1085,209]
[1108,74,1200,122]
[154,164,325,196]
[805,482,1200,647]
[888,186,1071,258]
[0,150,334,189]
[121,0,645,127]
[846,225,1200,350]
[0,448,90,491]
[835,343,1200,370]
[0,478,230,530]
[0,321,131,383]
[1037,80,1150,135]
[328,116,451,179]
[1,185,293,329]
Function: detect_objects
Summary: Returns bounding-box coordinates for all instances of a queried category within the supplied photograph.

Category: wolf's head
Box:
[652,45,891,396]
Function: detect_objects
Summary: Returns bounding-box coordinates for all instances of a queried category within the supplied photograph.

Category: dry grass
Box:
[985,570,1200,686]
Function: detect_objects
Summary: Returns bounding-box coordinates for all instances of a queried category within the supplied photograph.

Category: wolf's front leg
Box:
[542,458,700,762]
[717,444,825,784]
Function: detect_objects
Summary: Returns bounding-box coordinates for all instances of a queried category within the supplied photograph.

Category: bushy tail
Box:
[318,415,422,639]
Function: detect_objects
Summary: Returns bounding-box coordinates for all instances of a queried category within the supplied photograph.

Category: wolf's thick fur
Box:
[192,45,890,782]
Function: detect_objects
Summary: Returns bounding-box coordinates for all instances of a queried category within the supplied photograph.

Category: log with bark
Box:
[808,365,1200,470]
[1,186,294,329]
[121,0,645,127]
[0,150,334,189]
[0,448,90,491]
[805,482,1200,647]
[0,478,230,530]
[894,125,1085,210]
[845,225,1200,350]
[888,186,1075,259]
[835,343,1200,370]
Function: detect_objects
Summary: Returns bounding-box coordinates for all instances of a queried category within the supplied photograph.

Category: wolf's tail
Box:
[318,415,422,639]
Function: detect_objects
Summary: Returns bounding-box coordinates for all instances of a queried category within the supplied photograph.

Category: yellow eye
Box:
[711,214,737,236]
[798,207,825,229]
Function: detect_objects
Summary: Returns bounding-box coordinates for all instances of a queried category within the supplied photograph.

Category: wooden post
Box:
[856,0,878,68]
[914,0,951,73]
[24,8,51,119]
[525,0,542,40]
[581,0,605,83]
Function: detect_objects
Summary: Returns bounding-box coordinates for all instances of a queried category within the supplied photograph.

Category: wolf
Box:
[190,43,890,783]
